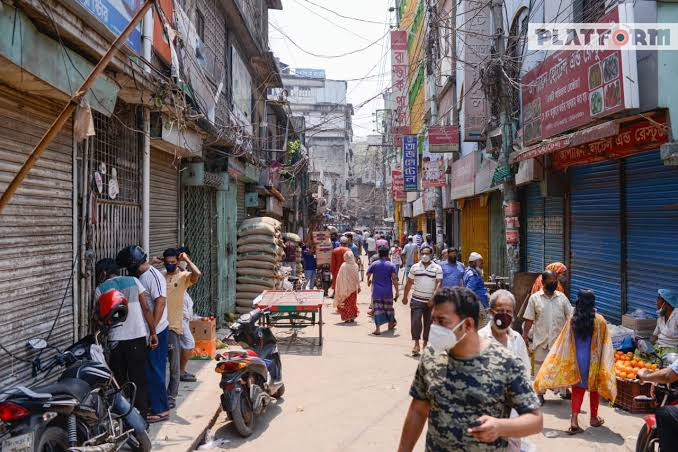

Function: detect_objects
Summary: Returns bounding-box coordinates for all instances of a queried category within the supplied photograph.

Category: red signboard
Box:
[391,168,406,201]
[391,30,409,147]
[153,0,173,64]
[553,115,668,170]
[428,126,460,153]
[521,6,637,146]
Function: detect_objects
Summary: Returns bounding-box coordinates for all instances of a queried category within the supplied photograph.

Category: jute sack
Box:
[236,267,273,277]
[235,306,254,314]
[237,252,278,264]
[238,223,276,237]
[237,243,278,255]
[282,232,301,242]
[236,260,278,271]
[238,234,279,246]
[236,283,271,293]
[237,276,276,288]
[240,217,281,229]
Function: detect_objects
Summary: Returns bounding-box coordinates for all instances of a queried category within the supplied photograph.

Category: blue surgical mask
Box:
[165,263,177,273]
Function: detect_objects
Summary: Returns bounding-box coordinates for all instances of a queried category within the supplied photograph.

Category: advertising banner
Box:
[428,125,460,153]
[391,168,406,201]
[75,0,143,54]
[449,152,476,200]
[403,135,419,191]
[421,139,446,189]
[463,0,491,141]
[521,6,638,145]
[390,30,410,146]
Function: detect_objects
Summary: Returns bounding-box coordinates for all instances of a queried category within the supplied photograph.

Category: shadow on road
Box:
[276,334,323,356]
[212,400,285,448]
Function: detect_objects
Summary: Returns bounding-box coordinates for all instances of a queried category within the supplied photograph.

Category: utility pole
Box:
[489,0,520,279]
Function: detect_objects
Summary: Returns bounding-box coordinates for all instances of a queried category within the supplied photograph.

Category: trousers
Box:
[571,386,599,416]
[146,328,169,414]
[657,405,678,451]
[167,330,182,402]
[410,299,432,341]
[304,270,317,289]
[109,336,149,417]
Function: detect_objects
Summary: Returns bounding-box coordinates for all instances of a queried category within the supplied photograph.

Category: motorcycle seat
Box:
[33,378,91,402]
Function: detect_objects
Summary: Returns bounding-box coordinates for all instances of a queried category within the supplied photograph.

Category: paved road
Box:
[207,258,644,451]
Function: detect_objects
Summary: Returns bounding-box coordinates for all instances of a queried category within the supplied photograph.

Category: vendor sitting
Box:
[653,289,678,349]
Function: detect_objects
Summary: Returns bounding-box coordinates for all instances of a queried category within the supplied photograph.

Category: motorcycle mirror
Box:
[27,338,47,350]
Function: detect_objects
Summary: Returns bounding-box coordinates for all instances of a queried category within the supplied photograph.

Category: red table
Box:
[256,290,325,346]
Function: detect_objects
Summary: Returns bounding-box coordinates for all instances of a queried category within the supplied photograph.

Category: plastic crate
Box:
[614,378,656,413]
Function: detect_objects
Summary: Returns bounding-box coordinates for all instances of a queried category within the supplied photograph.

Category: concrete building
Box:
[273,67,354,216]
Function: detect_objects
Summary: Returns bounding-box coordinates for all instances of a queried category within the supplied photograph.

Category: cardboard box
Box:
[622,315,656,337]
[190,318,216,341]
[191,339,217,360]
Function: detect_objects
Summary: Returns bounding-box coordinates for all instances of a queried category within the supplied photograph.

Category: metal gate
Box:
[460,196,490,270]
[544,197,565,266]
[624,150,678,315]
[569,161,622,322]
[525,183,544,272]
[149,148,179,258]
[183,185,218,316]
[489,192,507,277]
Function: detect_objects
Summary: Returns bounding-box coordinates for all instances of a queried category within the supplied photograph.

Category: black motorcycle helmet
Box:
[115,245,147,275]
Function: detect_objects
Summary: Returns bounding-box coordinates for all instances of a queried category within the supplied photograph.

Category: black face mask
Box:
[448,256,457,264]
[545,281,558,293]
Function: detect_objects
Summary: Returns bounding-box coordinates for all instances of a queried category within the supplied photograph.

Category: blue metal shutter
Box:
[625,150,678,316]
[525,183,544,272]
[544,197,564,265]
[569,161,622,323]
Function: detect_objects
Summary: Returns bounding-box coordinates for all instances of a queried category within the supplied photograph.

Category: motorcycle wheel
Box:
[273,383,285,399]
[635,424,653,452]
[231,392,255,437]
[36,426,68,452]
[128,429,152,452]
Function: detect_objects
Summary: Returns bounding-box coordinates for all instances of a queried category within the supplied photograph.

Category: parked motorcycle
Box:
[216,308,284,437]
[634,341,678,452]
[317,264,332,296]
[0,332,151,452]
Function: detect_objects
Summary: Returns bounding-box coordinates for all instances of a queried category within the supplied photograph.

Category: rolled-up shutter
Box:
[544,196,564,265]
[625,151,678,315]
[0,87,74,385]
[525,183,544,272]
[149,148,179,258]
[569,161,622,322]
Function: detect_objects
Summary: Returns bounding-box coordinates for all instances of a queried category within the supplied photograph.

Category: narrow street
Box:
[199,257,644,452]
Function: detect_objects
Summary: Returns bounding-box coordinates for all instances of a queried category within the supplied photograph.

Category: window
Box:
[298,87,312,97]
[574,0,606,23]
[195,9,205,42]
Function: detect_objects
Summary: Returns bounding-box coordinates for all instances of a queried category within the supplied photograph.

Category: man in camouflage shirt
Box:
[398,287,542,452]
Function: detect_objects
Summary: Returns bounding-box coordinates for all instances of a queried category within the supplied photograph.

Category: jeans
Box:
[146,328,169,415]
[410,299,432,341]
[657,405,678,451]
[304,270,317,289]
[109,336,149,417]
[167,330,182,403]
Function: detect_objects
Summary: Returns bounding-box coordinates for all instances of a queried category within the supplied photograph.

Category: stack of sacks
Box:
[236,217,284,314]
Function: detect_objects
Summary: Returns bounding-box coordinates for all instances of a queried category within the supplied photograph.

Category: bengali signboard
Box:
[391,168,406,201]
[463,0,491,141]
[74,0,143,54]
[449,152,476,200]
[422,139,446,189]
[391,30,410,146]
[521,6,638,146]
[428,125,460,153]
[403,135,419,191]
[552,115,668,170]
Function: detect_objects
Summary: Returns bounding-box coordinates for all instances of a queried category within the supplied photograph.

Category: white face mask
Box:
[428,321,467,354]
[421,255,431,263]
[178,261,188,271]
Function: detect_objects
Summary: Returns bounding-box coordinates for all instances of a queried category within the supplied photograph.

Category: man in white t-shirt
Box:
[117,245,169,423]
[403,245,442,356]
[366,235,377,259]
[94,258,156,418]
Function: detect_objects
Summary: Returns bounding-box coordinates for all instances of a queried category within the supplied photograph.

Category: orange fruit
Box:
[645,363,653,369]
[619,372,627,379]
[627,352,634,357]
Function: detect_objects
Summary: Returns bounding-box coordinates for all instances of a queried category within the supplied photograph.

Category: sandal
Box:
[147,413,169,424]
[566,426,584,435]
[371,331,381,336]
[412,348,420,357]
[590,416,605,427]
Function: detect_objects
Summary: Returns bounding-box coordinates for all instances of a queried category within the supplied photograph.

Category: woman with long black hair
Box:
[534,289,617,435]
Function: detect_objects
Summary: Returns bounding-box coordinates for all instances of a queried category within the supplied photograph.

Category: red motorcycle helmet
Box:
[98,289,129,326]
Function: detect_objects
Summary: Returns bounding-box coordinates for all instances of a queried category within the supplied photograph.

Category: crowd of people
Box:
[93,244,202,424]
[300,227,678,451]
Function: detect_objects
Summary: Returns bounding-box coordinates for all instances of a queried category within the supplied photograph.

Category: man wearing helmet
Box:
[116,245,170,423]
[94,258,157,418]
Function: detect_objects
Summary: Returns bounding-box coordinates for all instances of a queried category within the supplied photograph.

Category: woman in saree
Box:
[531,262,568,294]
[534,289,617,435]
[335,250,361,323]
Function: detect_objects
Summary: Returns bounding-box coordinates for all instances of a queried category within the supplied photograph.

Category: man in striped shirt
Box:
[403,245,442,356]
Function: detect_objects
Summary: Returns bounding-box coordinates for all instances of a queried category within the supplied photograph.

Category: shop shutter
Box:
[569,161,622,322]
[624,151,678,316]
[149,148,179,258]
[489,192,507,277]
[460,197,490,271]
[236,180,246,226]
[525,183,544,272]
[544,197,565,265]
[0,87,75,385]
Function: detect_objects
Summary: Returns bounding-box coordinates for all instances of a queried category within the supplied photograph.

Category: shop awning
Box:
[511,121,619,163]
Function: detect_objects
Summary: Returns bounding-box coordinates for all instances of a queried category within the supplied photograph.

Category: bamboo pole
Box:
[0,0,156,213]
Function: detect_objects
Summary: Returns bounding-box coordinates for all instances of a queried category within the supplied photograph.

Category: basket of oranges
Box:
[613,351,658,413]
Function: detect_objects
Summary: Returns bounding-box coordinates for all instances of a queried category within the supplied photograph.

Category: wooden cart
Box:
[256,290,325,346]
